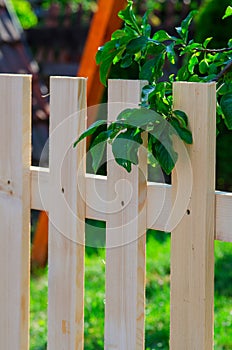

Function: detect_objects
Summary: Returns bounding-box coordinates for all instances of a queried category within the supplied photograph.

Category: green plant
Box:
[195,0,232,48]
[74,0,232,175]
[10,0,38,29]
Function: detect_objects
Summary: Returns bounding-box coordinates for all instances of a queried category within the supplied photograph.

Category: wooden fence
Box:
[0,74,232,349]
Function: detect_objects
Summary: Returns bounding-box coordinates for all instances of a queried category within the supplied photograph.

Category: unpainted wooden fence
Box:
[0,74,232,349]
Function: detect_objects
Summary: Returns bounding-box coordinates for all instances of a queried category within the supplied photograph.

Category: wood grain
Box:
[170,82,216,349]
[0,74,31,350]
[47,77,86,350]
[31,169,232,242]
[104,80,147,350]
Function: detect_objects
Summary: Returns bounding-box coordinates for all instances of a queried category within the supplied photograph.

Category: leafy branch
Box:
[213,59,232,81]
[74,1,232,175]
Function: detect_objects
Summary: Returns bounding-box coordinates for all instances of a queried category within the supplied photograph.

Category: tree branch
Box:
[212,60,232,82]
[198,47,232,53]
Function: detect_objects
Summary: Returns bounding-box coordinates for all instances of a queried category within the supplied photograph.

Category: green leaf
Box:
[120,54,133,68]
[176,65,190,81]
[189,75,201,82]
[113,48,126,64]
[96,47,103,65]
[111,29,126,40]
[115,157,132,172]
[180,10,198,42]
[188,54,198,74]
[217,83,232,95]
[98,40,117,57]
[141,12,151,37]
[126,36,148,54]
[221,93,232,129]
[199,59,209,74]
[118,2,141,34]
[147,149,158,168]
[222,6,232,20]
[203,37,213,48]
[99,50,119,86]
[149,120,166,139]
[154,137,177,175]
[124,25,139,37]
[96,40,124,85]
[140,54,165,82]
[73,120,107,147]
[228,38,232,48]
[117,107,164,128]
[90,131,108,173]
[175,26,184,40]
[152,30,172,42]
[147,41,166,56]
[208,63,218,75]
[139,58,156,82]
[172,110,188,128]
[169,118,193,144]
[166,43,176,64]
[216,103,224,118]
[141,84,156,106]
[112,129,143,172]
[107,122,125,140]
[180,42,202,55]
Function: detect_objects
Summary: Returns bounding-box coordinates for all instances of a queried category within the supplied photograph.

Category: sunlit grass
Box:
[30,233,232,349]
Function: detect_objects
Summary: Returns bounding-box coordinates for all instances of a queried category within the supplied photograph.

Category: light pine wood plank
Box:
[47,77,87,350]
[0,74,31,350]
[146,182,172,231]
[31,169,232,242]
[170,82,216,349]
[84,177,232,242]
[104,80,147,350]
[215,191,232,242]
[30,166,49,211]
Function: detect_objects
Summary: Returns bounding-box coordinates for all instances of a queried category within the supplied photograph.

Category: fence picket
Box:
[47,77,87,349]
[104,80,147,350]
[170,82,216,349]
[0,74,31,349]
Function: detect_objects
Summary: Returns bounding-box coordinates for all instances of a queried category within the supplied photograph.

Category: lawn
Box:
[30,230,232,350]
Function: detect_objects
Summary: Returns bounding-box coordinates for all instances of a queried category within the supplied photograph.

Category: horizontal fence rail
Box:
[0,74,232,350]
[30,168,232,243]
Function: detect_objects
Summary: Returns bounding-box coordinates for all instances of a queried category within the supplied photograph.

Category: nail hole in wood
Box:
[7,180,10,185]
[62,188,64,193]
[121,201,124,207]
[186,209,190,215]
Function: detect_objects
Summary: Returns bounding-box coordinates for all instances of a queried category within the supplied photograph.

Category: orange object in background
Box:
[31,212,48,268]
[78,0,127,116]
[31,0,127,267]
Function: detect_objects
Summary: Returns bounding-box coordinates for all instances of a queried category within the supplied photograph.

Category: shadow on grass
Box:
[215,252,232,297]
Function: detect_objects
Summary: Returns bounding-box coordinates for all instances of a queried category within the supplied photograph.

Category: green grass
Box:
[30,266,48,350]
[30,231,232,349]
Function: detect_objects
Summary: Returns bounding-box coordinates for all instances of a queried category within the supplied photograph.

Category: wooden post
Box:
[105,80,147,349]
[47,77,87,349]
[170,82,216,349]
[0,74,31,349]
